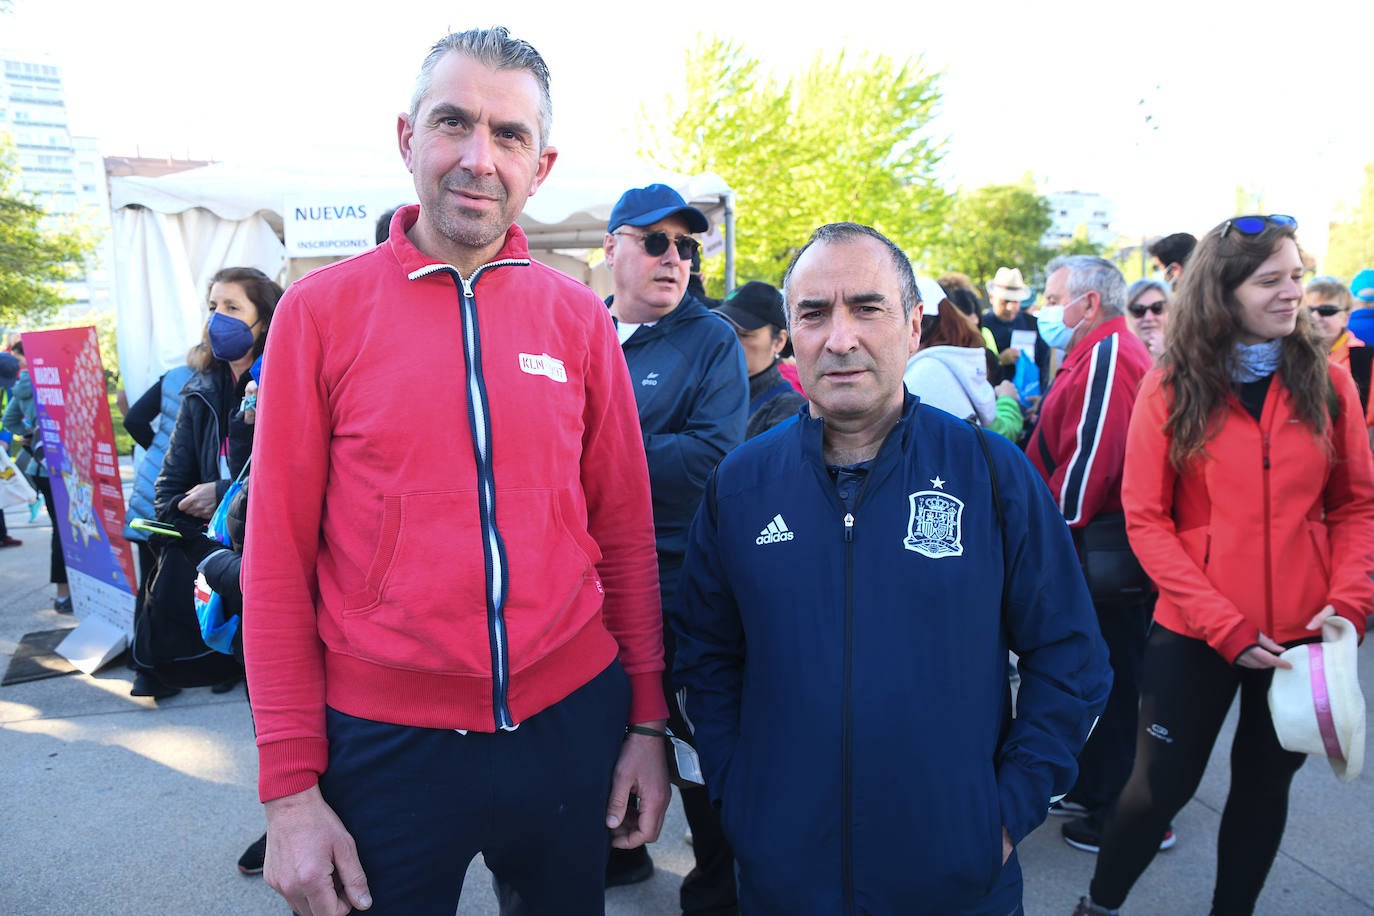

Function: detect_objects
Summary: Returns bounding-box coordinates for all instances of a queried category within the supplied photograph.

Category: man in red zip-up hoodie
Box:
[1027,256,1155,855]
[242,28,668,916]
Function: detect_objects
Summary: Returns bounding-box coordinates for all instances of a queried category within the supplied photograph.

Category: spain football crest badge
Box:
[904,483,964,559]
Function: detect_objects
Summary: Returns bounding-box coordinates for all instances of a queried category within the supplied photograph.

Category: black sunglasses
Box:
[615,230,699,260]
[1221,214,1297,238]
[1308,304,1346,318]
[1128,301,1167,318]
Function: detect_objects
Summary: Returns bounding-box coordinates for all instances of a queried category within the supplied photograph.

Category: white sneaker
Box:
[1049,798,1091,817]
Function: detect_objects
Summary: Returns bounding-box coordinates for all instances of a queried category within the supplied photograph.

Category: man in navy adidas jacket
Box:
[671,223,1112,914]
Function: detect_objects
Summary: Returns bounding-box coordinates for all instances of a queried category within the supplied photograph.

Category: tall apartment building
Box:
[1043,189,1117,249]
[1,49,113,318]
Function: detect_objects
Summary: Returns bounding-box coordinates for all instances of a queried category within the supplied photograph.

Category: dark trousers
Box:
[319,661,630,916]
[609,569,738,914]
[666,666,739,914]
[1068,595,1152,813]
[1089,626,1307,914]
[35,475,66,585]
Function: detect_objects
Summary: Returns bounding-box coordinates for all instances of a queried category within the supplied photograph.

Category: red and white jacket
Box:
[243,208,666,802]
[1123,365,1374,663]
[1028,317,1152,527]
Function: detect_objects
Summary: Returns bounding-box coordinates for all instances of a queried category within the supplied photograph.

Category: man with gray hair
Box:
[1027,255,1160,855]
[243,27,668,915]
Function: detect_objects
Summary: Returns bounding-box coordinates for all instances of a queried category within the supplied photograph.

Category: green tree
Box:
[0,135,95,326]
[922,184,1053,291]
[643,37,949,293]
[1325,163,1374,281]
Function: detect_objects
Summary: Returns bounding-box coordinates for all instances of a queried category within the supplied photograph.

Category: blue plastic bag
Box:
[194,459,248,654]
[1011,350,1041,407]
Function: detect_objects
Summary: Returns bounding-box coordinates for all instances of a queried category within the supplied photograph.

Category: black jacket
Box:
[153,362,249,521]
[745,361,807,440]
[982,308,1051,390]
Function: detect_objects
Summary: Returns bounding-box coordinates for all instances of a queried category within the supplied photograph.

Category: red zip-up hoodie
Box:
[1029,317,1152,527]
[1123,365,1374,663]
[243,208,666,802]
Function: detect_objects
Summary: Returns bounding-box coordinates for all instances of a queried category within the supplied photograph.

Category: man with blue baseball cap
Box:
[603,183,747,914]
[1347,269,1374,346]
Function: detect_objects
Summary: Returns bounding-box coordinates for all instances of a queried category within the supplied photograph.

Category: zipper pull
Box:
[843,513,854,543]
[1262,433,1270,470]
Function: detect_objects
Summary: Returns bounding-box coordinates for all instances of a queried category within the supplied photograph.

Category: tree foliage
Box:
[922,184,1054,291]
[1325,163,1374,281]
[643,37,949,293]
[1056,223,1109,258]
[0,135,95,327]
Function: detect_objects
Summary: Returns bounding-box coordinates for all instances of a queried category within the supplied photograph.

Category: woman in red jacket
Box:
[1074,215,1374,916]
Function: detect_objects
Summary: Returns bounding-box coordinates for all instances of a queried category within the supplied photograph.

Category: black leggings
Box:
[35,475,66,585]
[1089,626,1306,915]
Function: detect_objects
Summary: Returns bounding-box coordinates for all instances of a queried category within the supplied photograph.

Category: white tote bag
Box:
[0,448,38,509]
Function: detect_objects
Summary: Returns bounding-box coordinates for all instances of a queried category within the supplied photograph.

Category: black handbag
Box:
[1072,513,1153,604]
[131,543,242,687]
[1035,431,1153,605]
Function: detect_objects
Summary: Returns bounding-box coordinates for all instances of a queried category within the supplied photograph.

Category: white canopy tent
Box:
[108,160,735,399]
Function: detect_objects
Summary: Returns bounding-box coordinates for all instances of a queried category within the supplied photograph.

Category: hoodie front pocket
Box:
[340,489,487,668]
[339,487,599,671]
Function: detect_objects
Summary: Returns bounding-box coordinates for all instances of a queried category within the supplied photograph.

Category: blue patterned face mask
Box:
[208,311,258,362]
[1231,339,1283,383]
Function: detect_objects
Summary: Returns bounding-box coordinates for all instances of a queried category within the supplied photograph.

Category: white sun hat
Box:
[1269,615,1365,782]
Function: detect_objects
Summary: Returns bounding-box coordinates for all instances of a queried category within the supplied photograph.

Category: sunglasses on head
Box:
[1221,214,1298,238]
[615,230,699,260]
[1308,304,1346,318]
[1128,301,1167,318]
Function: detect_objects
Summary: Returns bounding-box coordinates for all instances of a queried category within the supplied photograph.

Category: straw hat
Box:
[986,267,1030,303]
[1269,615,1365,782]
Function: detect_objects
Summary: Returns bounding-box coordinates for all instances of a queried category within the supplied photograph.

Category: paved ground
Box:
[1,465,1371,915]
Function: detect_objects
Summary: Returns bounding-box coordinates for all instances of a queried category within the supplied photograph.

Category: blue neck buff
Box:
[1231,339,1283,383]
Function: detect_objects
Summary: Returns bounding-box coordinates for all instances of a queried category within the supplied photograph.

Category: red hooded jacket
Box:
[1123,365,1374,663]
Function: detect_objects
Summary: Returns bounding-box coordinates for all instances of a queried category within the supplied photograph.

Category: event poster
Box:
[22,327,136,637]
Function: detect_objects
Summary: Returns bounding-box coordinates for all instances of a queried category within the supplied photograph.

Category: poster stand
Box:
[21,327,136,674]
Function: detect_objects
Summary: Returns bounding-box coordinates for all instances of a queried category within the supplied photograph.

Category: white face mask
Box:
[1035,294,1087,349]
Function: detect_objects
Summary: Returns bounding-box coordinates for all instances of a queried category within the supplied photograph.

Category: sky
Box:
[5,0,1371,255]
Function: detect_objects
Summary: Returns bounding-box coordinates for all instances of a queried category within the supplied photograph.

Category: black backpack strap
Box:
[969,419,1004,529]
[967,420,1012,649]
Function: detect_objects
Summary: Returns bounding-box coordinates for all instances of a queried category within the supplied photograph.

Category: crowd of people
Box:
[3,23,1372,916]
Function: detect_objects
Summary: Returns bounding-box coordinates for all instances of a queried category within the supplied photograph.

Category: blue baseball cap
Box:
[608,184,709,234]
[1351,269,1374,303]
